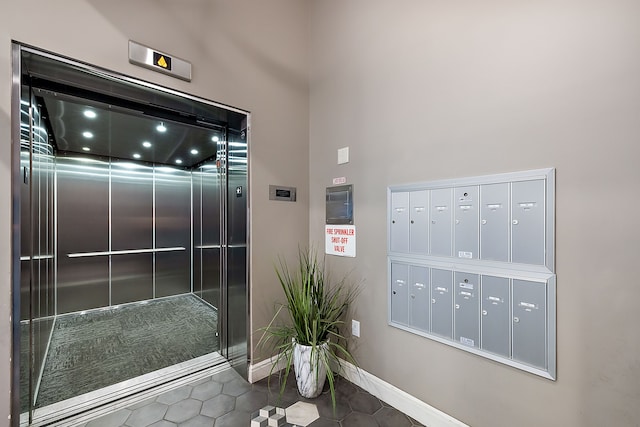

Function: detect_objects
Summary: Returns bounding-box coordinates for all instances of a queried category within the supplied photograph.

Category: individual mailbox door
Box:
[481,275,510,357]
[390,192,410,253]
[430,188,453,257]
[511,180,545,265]
[390,262,409,325]
[454,272,479,348]
[431,268,453,338]
[512,279,547,369]
[409,265,430,332]
[409,191,429,254]
[480,183,509,262]
[455,186,479,260]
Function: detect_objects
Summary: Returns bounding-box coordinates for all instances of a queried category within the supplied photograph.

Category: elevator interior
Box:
[13,46,249,423]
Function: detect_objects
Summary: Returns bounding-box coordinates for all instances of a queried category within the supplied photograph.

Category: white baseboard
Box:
[249,355,467,427]
[338,359,468,427]
[248,354,290,384]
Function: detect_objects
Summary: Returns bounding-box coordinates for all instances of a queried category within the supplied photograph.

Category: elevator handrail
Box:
[67,246,186,258]
[20,255,54,261]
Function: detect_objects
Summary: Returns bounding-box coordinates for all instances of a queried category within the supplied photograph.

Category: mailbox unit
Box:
[387,168,556,379]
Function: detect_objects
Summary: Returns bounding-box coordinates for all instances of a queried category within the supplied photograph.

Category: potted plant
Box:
[258,247,359,408]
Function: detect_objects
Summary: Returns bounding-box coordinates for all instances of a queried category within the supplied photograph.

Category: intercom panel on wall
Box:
[387,168,556,380]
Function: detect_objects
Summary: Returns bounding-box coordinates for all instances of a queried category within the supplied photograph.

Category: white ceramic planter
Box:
[293,341,328,398]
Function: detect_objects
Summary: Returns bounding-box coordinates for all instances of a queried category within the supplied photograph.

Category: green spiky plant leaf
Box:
[257,247,360,412]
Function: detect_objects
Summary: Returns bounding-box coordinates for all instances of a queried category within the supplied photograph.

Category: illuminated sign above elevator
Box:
[153,52,172,70]
[129,40,191,81]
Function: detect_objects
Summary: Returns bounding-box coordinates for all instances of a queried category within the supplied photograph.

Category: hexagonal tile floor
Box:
[83,368,424,427]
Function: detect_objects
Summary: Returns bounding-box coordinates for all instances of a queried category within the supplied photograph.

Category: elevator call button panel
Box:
[387,168,556,380]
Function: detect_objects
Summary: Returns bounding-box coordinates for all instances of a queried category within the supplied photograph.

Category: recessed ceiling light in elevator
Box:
[36,90,227,168]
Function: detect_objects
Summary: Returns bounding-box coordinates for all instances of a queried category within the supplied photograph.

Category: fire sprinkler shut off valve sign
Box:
[325,225,356,257]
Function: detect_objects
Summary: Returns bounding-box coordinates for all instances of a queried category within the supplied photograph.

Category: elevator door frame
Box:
[10,43,251,425]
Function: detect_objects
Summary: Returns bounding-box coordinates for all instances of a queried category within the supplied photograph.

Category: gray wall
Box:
[3,1,640,426]
[0,1,310,424]
[309,1,640,426]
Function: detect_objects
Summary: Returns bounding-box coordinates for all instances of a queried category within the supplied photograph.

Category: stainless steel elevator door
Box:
[19,84,56,420]
[200,161,222,309]
[226,129,248,377]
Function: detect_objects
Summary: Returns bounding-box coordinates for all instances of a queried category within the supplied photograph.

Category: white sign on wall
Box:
[325,225,356,257]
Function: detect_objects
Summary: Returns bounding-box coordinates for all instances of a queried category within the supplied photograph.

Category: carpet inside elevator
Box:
[23,294,219,411]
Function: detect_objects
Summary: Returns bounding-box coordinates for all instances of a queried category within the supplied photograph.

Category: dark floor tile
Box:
[128,397,157,410]
[266,388,300,409]
[341,411,380,427]
[148,421,176,427]
[221,378,252,397]
[86,408,131,427]
[313,394,352,421]
[348,392,382,414]
[333,378,358,400]
[157,385,193,405]
[125,402,169,427]
[307,418,340,427]
[256,376,300,405]
[210,369,241,383]
[235,389,269,412]
[213,410,251,427]
[374,406,413,427]
[190,380,222,401]
[165,399,202,423]
[177,414,214,427]
[200,394,236,418]
[409,416,425,427]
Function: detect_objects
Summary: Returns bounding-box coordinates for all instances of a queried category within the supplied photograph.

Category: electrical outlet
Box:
[351,319,360,338]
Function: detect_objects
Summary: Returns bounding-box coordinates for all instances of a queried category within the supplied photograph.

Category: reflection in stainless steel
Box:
[112,253,153,304]
[156,252,190,297]
[112,160,153,251]
[20,255,54,261]
[67,247,186,258]
[57,257,110,314]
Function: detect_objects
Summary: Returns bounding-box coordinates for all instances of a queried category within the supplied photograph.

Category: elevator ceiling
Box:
[21,50,248,168]
[38,90,222,168]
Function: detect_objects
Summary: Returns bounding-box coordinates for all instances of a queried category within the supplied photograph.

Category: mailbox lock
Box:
[482,310,488,316]
[512,219,519,225]
[410,220,414,224]
[410,294,415,299]
[431,298,436,303]
[513,317,520,323]
[431,220,436,224]
[392,220,396,224]
[455,304,460,309]
[392,290,397,295]
[481,219,487,225]
[455,220,460,224]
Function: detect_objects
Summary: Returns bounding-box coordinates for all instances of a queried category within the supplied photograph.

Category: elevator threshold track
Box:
[20,352,228,427]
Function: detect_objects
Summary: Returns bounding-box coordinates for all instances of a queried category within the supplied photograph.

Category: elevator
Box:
[11,45,249,425]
